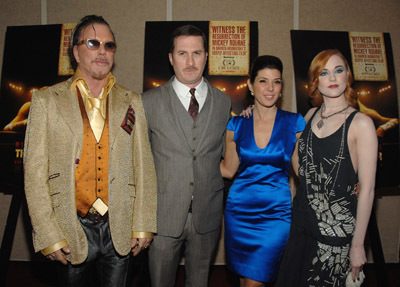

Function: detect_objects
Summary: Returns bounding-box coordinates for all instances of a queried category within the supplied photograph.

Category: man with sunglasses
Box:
[23,15,157,286]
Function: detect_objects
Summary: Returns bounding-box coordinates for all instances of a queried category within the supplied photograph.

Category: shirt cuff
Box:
[131,231,153,239]
[41,240,69,256]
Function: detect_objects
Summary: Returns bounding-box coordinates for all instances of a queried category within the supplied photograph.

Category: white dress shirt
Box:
[172,77,208,112]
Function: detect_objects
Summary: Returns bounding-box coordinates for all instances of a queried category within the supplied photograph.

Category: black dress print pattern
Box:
[299,110,358,286]
[276,109,359,287]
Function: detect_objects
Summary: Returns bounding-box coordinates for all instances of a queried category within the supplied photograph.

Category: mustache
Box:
[184,66,198,71]
[92,58,110,64]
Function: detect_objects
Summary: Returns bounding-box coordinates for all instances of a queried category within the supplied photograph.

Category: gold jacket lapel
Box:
[51,79,83,148]
[108,85,132,147]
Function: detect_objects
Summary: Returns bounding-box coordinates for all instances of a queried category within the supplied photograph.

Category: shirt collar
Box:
[172,77,207,99]
[70,68,115,99]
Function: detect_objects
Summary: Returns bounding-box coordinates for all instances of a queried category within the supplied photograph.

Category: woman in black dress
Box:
[277,49,378,286]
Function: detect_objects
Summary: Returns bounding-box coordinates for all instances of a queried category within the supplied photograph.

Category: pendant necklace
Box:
[305,106,348,204]
[317,104,349,129]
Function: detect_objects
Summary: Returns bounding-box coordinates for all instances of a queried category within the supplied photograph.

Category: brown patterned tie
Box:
[188,88,199,120]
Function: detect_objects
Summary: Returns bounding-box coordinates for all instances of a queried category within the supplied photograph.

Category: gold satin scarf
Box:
[71,70,115,142]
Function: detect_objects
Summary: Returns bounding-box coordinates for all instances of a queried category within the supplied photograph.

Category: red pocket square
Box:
[121,105,135,135]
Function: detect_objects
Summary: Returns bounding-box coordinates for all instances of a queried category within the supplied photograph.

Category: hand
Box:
[349,244,366,280]
[354,182,360,198]
[131,238,152,256]
[239,105,253,118]
[46,246,70,265]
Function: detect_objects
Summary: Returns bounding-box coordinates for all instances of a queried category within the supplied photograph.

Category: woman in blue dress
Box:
[220,55,305,287]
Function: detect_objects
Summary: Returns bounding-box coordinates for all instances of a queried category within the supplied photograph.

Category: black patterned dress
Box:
[277,109,359,287]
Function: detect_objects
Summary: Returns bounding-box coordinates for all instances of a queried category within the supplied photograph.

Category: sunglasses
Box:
[78,39,117,53]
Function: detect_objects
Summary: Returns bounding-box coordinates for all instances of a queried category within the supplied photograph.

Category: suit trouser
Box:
[57,216,130,287]
[148,213,220,287]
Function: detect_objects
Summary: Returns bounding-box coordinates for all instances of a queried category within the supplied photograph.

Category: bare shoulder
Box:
[349,111,377,147]
[304,107,318,123]
[352,110,375,130]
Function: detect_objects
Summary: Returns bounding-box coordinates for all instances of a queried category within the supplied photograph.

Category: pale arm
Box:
[220,130,239,179]
[350,113,378,280]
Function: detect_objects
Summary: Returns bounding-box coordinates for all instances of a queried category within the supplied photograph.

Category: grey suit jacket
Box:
[142,77,231,237]
[23,77,157,264]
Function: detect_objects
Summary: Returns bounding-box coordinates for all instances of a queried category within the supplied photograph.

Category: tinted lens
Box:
[82,39,116,52]
[87,39,101,49]
[104,42,117,52]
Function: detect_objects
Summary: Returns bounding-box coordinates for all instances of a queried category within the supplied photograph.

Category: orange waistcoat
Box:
[75,94,109,217]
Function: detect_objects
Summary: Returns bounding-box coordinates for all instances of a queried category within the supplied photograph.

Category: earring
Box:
[250,91,254,96]
[279,93,282,98]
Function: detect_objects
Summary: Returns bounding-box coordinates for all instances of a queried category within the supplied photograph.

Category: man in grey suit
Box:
[142,25,231,287]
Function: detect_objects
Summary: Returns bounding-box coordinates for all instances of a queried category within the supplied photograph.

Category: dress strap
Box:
[346,110,358,123]
[308,107,321,122]
[343,110,359,148]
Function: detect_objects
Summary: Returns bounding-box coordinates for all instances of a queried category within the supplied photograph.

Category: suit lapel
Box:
[51,79,83,148]
[108,86,131,148]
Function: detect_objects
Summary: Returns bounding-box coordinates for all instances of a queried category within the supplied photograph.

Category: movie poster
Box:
[143,21,258,114]
[349,32,388,81]
[0,24,73,192]
[208,21,250,76]
[58,23,76,76]
[291,30,399,189]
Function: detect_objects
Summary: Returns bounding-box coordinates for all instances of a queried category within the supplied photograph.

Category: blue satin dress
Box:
[224,109,305,282]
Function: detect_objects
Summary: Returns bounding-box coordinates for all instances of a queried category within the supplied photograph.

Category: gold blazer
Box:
[23,78,157,264]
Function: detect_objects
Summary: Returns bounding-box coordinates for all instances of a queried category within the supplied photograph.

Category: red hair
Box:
[307,49,357,107]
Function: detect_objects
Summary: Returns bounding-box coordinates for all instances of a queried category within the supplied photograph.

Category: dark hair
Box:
[243,55,284,108]
[249,55,283,83]
[307,49,357,107]
[169,25,207,53]
[69,15,115,68]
